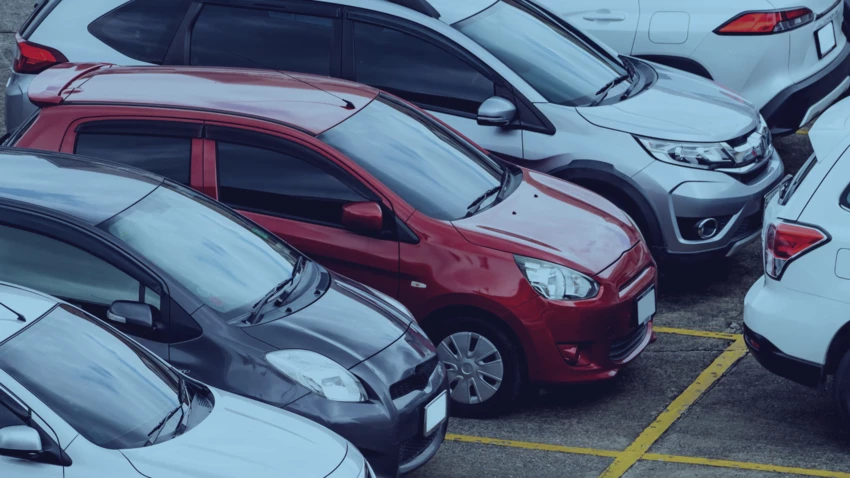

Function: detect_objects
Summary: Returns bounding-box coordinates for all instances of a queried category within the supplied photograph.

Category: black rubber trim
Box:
[634,55,712,80]
[744,325,824,387]
[75,120,203,138]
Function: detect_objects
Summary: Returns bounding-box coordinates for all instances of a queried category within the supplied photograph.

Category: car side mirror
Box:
[0,425,42,454]
[342,202,383,235]
[107,301,154,329]
[477,97,517,127]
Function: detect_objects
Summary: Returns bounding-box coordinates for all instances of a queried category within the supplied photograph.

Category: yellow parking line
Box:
[797,128,810,135]
[643,453,850,478]
[654,326,740,341]
[597,338,748,478]
[445,434,620,458]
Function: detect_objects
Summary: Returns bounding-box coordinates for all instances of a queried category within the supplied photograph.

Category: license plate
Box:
[424,391,447,436]
[636,287,656,326]
[816,21,837,59]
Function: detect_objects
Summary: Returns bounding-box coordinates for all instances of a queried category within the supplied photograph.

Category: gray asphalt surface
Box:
[0,1,845,476]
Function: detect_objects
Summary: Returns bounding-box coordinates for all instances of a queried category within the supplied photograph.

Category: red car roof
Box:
[29,64,379,135]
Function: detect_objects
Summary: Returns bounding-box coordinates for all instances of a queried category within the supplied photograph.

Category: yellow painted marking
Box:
[597,338,748,478]
[446,434,620,458]
[643,453,850,478]
[797,128,810,135]
[654,326,740,341]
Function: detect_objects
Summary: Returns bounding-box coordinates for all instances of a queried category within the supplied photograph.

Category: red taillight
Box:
[13,34,68,74]
[716,8,813,35]
[764,222,828,279]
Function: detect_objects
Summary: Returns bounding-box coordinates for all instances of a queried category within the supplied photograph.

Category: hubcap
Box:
[437,332,504,405]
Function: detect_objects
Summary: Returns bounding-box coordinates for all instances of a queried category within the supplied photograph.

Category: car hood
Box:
[576,61,758,142]
[243,274,411,370]
[452,170,639,275]
[122,390,348,478]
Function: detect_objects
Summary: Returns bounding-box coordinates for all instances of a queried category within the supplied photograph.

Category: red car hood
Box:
[452,170,640,275]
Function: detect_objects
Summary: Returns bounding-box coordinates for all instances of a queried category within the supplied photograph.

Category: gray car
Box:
[6,0,783,261]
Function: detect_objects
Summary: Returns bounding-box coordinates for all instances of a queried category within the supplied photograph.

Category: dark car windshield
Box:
[320,96,504,220]
[0,305,184,449]
[101,185,299,319]
[457,0,628,106]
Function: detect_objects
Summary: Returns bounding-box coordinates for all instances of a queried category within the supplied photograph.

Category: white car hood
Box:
[121,390,348,478]
[576,62,759,142]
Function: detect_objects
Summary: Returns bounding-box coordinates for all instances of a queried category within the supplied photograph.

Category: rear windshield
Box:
[88,0,192,64]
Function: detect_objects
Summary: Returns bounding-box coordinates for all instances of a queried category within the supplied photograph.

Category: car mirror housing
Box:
[477,96,517,127]
[0,425,42,454]
[342,202,384,235]
[107,301,154,329]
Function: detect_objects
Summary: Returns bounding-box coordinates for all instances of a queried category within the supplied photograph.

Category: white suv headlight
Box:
[515,256,599,300]
[266,350,367,402]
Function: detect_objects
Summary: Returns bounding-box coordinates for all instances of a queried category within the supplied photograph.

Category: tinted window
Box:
[191,6,335,75]
[88,0,192,64]
[0,403,24,429]
[353,22,494,114]
[0,305,184,449]
[457,0,628,106]
[75,133,191,185]
[320,97,502,220]
[103,185,299,319]
[217,141,363,225]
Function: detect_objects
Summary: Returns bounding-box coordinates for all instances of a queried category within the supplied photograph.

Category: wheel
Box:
[432,316,524,418]
[833,349,850,427]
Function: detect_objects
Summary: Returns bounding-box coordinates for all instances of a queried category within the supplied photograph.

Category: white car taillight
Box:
[764,221,829,280]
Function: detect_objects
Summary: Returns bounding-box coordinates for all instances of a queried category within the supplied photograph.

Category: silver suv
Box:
[5,0,784,261]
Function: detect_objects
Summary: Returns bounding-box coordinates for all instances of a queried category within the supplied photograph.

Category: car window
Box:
[0,305,185,449]
[217,141,365,226]
[0,402,25,429]
[320,96,503,220]
[102,185,299,319]
[456,0,628,106]
[191,5,336,76]
[353,21,494,114]
[88,0,192,64]
[0,225,145,316]
[75,133,192,186]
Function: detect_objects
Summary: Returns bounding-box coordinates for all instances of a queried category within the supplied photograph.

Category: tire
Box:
[431,315,524,418]
[833,349,850,427]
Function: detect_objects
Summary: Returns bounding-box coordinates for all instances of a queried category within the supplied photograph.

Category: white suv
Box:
[744,95,850,424]
[537,0,850,136]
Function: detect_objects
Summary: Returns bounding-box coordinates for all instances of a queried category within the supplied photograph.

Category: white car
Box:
[744,95,850,424]
[0,282,372,477]
[537,0,850,135]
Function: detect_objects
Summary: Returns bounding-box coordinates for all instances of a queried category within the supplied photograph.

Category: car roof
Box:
[0,283,58,343]
[50,65,380,135]
[0,148,161,225]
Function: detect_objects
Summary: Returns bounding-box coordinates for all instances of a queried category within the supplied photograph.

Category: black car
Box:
[0,148,448,477]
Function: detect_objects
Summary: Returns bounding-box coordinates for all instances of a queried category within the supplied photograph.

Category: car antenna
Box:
[277,70,356,110]
[0,303,25,322]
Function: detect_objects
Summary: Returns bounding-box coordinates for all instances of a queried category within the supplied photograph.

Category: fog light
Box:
[558,343,591,366]
[695,218,719,239]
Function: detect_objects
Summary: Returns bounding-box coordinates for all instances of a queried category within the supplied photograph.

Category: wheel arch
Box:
[825,321,850,375]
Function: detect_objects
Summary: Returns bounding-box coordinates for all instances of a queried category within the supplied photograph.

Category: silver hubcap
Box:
[438,332,504,405]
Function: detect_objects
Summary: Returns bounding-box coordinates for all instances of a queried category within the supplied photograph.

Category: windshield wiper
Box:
[591,73,630,107]
[245,255,308,324]
[145,400,184,447]
[619,57,640,100]
[465,185,501,218]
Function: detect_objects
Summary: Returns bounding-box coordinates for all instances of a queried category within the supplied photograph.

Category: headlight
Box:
[266,350,368,402]
[514,256,599,300]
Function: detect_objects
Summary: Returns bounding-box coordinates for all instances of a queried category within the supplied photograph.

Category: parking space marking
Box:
[446,434,620,458]
[642,453,850,477]
[597,338,748,478]
[653,326,739,341]
[797,128,809,135]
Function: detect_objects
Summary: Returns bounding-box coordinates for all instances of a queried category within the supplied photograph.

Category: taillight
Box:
[716,8,813,35]
[764,221,828,279]
[13,34,68,74]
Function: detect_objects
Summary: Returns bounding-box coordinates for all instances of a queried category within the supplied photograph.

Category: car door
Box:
[536,0,640,54]
[201,124,401,298]
[0,389,62,477]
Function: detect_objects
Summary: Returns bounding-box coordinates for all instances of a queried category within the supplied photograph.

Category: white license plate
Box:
[424,391,447,436]
[637,287,656,326]
[816,21,837,58]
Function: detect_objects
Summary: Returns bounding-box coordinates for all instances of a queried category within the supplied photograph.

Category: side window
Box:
[0,225,157,318]
[75,133,192,185]
[0,403,24,429]
[216,141,364,226]
[191,5,336,75]
[352,22,495,114]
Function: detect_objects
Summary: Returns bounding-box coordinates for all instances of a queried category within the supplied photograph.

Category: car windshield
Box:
[0,305,184,449]
[101,185,299,319]
[320,96,504,220]
[457,0,628,106]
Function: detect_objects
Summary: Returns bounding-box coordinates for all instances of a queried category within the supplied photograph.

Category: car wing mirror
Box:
[107,301,154,329]
[477,97,517,127]
[0,425,42,454]
[342,202,384,235]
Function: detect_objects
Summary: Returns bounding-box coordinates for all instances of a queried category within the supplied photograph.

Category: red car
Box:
[8,63,658,416]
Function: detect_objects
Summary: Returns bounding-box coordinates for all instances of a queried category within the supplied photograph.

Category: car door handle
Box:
[583,11,626,22]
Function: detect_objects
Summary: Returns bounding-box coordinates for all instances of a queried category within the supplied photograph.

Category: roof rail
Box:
[387,0,440,18]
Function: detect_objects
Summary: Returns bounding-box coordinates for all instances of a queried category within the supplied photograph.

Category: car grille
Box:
[399,429,440,466]
[610,323,648,362]
[732,210,763,240]
[389,357,438,400]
